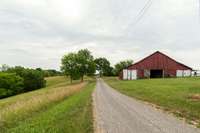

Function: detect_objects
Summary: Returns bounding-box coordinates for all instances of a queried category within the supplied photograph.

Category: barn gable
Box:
[120,51,192,79]
[128,51,192,70]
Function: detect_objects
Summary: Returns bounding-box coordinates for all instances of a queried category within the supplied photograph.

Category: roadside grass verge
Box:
[0,76,94,132]
[0,76,74,107]
[5,81,95,133]
[103,77,200,127]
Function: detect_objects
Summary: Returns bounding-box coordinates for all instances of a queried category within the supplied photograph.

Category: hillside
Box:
[0,76,95,133]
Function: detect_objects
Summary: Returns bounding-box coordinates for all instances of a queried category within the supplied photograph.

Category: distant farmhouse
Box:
[120,51,193,80]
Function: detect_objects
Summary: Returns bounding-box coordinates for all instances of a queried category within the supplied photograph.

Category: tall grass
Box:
[0,76,86,131]
[4,81,95,133]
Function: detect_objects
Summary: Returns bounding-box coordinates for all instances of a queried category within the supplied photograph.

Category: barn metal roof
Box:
[127,51,193,70]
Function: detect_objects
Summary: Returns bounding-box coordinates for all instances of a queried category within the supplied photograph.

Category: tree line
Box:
[0,65,62,98]
[0,49,133,99]
[61,49,133,83]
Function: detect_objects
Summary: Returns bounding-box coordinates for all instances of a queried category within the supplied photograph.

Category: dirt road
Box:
[93,79,200,133]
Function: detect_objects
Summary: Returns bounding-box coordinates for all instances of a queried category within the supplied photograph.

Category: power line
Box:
[133,0,153,25]
[126,0,153,30]
[133,0,153,26]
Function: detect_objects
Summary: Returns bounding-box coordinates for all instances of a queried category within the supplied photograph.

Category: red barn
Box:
[120,51,192,80]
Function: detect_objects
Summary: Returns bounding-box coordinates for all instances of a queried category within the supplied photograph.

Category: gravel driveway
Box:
[93,79,200,133]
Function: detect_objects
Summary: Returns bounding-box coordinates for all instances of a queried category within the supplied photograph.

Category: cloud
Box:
[0,0,200,70]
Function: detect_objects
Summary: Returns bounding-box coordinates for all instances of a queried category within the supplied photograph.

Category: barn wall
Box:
[136,69,144,79]
[121,52,192,79]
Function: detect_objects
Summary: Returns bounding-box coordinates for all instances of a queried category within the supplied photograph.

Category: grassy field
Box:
[0,76,95,133]
[104,77,200,127]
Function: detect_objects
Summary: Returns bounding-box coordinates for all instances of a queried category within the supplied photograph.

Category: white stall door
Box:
[127,70,131,80]
[176,70,183,77]
[183,70,191,77]
[123,69,137,80]
[176,70,191,77]
[131,70,137,80]
[123,69,128,80]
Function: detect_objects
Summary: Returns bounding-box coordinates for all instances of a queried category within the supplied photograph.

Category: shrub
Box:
[7,66,46,91]
[0,88,13,98]
[22,69,46,91]
[42,69,62,77]
[0,72,24,98]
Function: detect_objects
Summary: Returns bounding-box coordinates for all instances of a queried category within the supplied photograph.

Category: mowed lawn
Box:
[0,76,95,133]
[104,77,200,127]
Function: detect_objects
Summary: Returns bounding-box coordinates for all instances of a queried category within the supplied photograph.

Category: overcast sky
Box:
[0,0,200,70]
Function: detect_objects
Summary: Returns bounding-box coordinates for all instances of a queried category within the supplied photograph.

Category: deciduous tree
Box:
[114,60,133,75]
[77,49,95,82]
[95,57,113,76]
[61,53,80,83]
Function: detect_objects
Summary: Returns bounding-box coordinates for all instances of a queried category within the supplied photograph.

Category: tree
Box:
[61,53,80,83]
[7,66,25,75]
[36,68,62,77]
[0,72,24,98]
[22,69,46,91]
[61,49,96,83]
[44,69,62,77]
[95,57,113,76]
[77,49,96,82]
[6,66,46,91]
[36,68,43,71]
[106,66,115,76]
[0,64,10,72]
[114,60,133,75]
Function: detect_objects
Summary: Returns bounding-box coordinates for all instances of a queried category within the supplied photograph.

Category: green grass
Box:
[0,76,71,107]
[45,76,70,87]
[0,76,95,133]
[104,77,200,127]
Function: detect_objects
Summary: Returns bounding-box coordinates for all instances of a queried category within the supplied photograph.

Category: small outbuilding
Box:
[120,51,193,80]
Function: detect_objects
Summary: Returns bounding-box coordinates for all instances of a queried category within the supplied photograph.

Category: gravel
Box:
[93,79,200,133]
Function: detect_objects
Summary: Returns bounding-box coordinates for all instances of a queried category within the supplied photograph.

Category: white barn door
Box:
[123,69,128,80]
[176,70,191,77]
[176,70,183,77]
[183,70,191,77]
[128,70,131,80]
[123,69,137,80]
[131,70,137,80]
